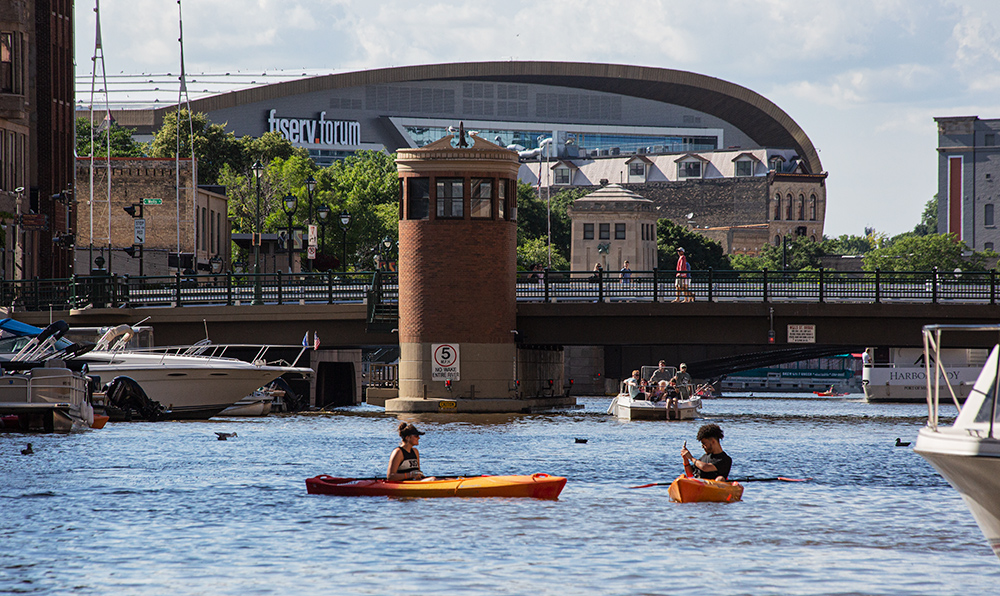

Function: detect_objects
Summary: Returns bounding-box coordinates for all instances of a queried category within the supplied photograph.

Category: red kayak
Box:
[305,473,567,499]
[814,391,848,397]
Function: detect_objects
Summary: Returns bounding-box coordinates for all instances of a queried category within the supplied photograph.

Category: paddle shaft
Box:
[628,476,810,489]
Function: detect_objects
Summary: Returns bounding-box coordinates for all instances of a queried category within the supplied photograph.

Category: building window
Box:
[0,32,15,94]
[786,194,793,220]
[797,194,805,220]
[810,195,817,221]
[583,223,594,240]
[987,134,996,147]
[553,166,571,185]
[599,223,610,240]
[774,193,781,220]
[615,223,626,240]
[628,162,646,182]
[497,179,506,220]
[986,242,995,251]
[408,178,430,220]
[471,178,492,219]
[774,235,781,246]
[436,178,464,219]
[735,160,753,177]
[678,161,701,179]
[986,204,995,227]
[769,157,783,171]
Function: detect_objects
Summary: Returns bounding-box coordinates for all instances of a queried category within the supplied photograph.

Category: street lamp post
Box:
[317,204,330,259]
[305,174,316,271]
[251,160,264,304]
[339,211,351,273]
[282,193,297,273]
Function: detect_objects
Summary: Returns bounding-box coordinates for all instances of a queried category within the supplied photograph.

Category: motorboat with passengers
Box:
[607,365,701,421]
[914,324,1000,560]
[0,318,313,420]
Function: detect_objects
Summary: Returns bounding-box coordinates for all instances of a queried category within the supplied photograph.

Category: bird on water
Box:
[895,438,911,447]
[21,443,33,455]
[215,432,238,441]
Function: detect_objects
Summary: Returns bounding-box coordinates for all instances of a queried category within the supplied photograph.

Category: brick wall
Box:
[398,218,517,344]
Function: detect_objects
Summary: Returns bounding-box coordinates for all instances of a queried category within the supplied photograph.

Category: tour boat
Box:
[667,475,743,503]
[914,324,1000,559]
[305,473,567,499]
[864,346,984,403]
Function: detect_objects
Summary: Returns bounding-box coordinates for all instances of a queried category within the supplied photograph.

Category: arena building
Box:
[106,61,827,252]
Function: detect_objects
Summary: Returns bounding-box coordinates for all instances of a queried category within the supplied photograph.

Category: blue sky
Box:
[75,0,1000,237]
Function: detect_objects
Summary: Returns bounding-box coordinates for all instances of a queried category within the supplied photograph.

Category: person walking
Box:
[673,247,693,303]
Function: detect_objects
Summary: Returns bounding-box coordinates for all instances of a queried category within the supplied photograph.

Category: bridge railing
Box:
[2,267,997,311]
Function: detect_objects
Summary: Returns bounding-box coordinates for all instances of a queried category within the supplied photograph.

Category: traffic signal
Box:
[123,204,143,218]
[124,245,139,258]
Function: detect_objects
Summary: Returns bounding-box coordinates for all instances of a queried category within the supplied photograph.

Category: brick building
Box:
[1,0,75,280]
[523,148,828,254]
[75,157,230,275]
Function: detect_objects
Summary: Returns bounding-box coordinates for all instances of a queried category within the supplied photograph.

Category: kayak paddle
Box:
[628,476,810,489]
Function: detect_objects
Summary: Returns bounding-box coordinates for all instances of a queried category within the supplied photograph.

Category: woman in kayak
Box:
[388,422,428,481]
[680,423,732,481]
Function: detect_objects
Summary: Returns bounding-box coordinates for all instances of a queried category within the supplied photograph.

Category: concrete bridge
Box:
[15,299,998,376]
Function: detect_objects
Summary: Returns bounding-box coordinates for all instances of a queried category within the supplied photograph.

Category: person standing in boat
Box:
[388,423,427,481]
[648,360,672,386]
[674,363,692,398]
[680,423,732,481]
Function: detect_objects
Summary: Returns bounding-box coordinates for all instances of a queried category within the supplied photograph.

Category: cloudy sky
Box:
[74,0,1000,237]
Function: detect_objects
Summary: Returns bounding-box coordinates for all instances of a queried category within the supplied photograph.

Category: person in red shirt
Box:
[673,247,694,303]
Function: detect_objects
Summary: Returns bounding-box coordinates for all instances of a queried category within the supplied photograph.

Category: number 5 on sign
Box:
[432,343,460,381]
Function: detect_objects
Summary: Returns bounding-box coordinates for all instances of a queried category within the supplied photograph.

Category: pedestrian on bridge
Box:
[673,247,694,303]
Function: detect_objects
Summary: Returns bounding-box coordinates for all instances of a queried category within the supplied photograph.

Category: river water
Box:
[2,393,998,595]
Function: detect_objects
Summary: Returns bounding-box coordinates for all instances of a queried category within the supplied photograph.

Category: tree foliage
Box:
[863,233,991,272]
[75,117,145,157]
[656,220,730,271]
[147,109,244,185]
[515,182,579,268]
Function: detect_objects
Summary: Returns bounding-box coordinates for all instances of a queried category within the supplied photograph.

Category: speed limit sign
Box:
[432,343,460,381]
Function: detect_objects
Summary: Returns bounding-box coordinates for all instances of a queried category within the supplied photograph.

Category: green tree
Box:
[517,236,568,270]
[864,233,990,272]
[656,219,729,271]
[820,234,874,256]
[147,109,244,185]
[515,182,580,267]
[75,117,145,157]
[912,197,938,236]
[317,151,400,270]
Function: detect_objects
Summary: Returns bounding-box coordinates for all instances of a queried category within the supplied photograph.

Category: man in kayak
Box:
[388,422,428,481]
[681,423,732,481]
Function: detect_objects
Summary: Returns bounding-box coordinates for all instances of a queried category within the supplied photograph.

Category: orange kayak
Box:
[305,473,567,499]
[667,475,743,503]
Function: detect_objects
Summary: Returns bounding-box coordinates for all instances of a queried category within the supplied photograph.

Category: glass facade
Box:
[403,126,718,155]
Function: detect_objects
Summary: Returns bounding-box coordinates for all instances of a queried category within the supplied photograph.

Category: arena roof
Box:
[144,61,822,174]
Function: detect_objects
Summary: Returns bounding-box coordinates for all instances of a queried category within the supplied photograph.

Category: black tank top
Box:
[396,447,419,473]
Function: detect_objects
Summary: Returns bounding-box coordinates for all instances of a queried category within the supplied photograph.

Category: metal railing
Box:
[3,267,998,311]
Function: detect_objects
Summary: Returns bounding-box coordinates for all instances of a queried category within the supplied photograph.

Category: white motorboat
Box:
[863,346,985,402]
[219,389,275,417]
[607,381,701,421]
[0,319,312,420]
[913,324,1000,560]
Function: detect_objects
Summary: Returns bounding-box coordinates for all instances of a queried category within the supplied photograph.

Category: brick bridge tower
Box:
[392,128,573,412]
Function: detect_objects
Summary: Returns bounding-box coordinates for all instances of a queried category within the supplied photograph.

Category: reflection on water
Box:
[1,393,997,595]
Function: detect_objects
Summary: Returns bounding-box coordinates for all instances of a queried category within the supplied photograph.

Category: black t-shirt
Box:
[695,450,732,480]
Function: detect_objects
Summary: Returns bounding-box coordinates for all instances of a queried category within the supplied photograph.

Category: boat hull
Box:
[863,363,980,403]
[305,474,567,499]
[609,394,700,420]
[915,427,1000,559]
[667,475,743,503]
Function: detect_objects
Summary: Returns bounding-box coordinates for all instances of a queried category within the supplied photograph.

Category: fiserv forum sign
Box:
[267,109,360,147]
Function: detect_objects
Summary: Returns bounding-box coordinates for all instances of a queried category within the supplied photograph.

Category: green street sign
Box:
[141,198,163,205]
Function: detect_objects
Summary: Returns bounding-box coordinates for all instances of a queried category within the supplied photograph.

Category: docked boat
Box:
[305,473,567,499]
[0,322,96,432]
[864,346,984,403]
[914,324,1000,560]
[0,319,312,420]
[219,389,275,417]
[667,475,743,503]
